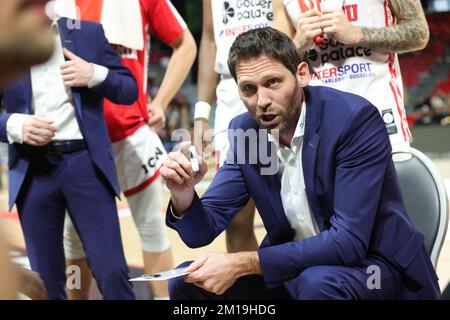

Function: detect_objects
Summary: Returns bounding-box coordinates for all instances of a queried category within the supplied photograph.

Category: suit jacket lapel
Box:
[58,18,83,122]
[302,86,321,194]
[58,18,76,59]
[302,86,326,231]
[21,73,33,114]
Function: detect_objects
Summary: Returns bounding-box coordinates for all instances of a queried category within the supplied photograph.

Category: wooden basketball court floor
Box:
[1,159,449,298]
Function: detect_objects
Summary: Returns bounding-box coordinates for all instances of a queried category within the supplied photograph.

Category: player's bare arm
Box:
[193,0,219,154]
[197,0,219,106]
[273,0,295,38]
[358,0,429,53]
[148,29,197,129]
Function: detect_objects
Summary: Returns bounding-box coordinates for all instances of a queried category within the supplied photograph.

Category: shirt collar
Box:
[46,0,61,29]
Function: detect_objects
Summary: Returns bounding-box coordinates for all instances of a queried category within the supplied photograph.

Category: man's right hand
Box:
[22,115,57,146]
[160,142,208,213]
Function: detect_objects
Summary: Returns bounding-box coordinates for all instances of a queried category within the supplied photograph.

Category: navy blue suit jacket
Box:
[167,86,440,298]
[0,18,138,210]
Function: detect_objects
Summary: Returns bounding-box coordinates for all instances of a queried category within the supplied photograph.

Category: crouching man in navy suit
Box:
[0,15,138,299]
[160,27,440,300]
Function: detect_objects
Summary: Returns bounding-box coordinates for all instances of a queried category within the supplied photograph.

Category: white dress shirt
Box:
[269,102,320,241]
[6,22,108,144]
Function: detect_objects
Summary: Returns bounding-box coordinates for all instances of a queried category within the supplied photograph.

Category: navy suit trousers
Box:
[169,257,404,300]
[16,149,135,300]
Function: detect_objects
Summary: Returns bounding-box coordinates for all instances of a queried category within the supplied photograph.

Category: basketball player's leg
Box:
[63,216,92,300]
[127,177,174,299]
[214,131,258,253]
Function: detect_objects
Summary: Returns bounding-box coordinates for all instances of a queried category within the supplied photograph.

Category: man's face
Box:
[236,55,310,137]
[0,0,53,86]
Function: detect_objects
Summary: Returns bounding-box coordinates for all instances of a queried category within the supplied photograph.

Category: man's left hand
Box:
[60,48,94,87]
[320,7,362,45]
[183,252,241,295]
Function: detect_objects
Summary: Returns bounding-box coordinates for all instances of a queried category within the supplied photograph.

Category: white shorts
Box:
[214,76,248,168]
[113,124,167,196]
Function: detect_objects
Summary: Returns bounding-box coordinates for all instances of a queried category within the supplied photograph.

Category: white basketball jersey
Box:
[284,0,411,148]
[211,0,273,75]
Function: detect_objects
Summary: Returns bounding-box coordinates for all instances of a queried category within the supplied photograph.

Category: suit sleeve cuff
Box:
[6,114,28,144]
[169,202,186,220]
[166,193,202,227]
[88,64,109,88]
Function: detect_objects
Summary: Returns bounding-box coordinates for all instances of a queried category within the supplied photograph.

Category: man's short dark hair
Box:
[228,27,303,81]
